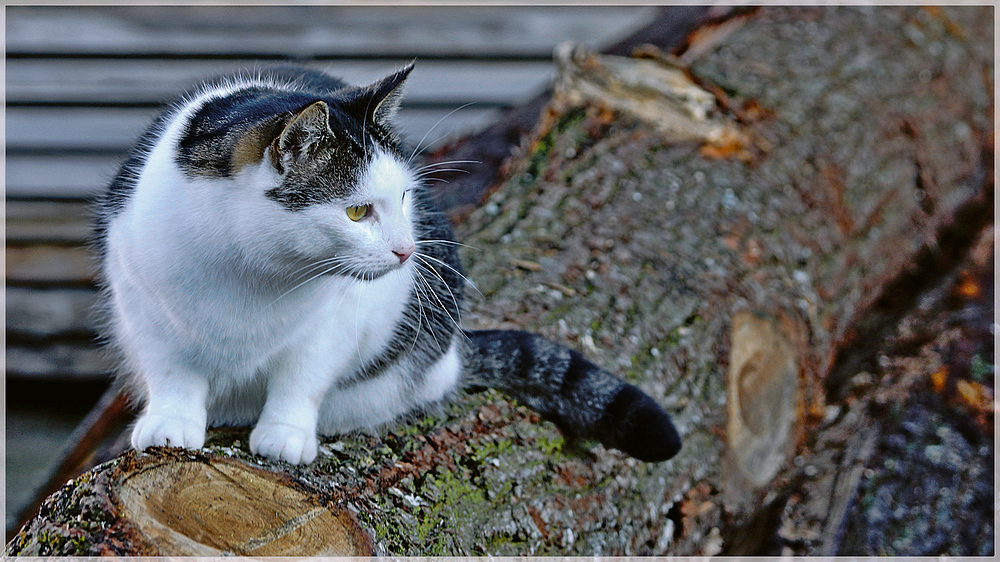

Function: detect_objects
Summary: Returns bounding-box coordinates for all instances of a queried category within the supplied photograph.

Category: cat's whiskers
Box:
[413,161,479,179]
[403,276,429,357]
[352,280,371,378]
[416,159,480,169]
[415,169,470,178]
[330,269,363,324]
[412,255,463,319]
[408,264,453,354]
[413,169,471,181]
[415,238,481,253]
[407,262,452,354]
[406,275,440,354]
[410,255,465,336]
[266,255,355,307]
[290,255,349,278]
[412,251,483,298]
[405,102,478,165]
[412,161,477,184]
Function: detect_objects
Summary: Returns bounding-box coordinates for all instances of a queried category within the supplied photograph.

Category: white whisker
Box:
[416,274,451,355]
[411,255,465,333]
[413,251,483,298]
[415,167,472,177]
[415,238,481,252]
[415,159,480,171]
[404,278,428,356]
[266,257,352,307]
[406,102,478,165]
[353,281,371,379]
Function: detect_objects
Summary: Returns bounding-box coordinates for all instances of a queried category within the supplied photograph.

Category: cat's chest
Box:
[209,269,414,369]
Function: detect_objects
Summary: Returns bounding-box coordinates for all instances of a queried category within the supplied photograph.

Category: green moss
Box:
[358,495,421,555]
[413,468,487,552]
[535,434,565,457]
[69,534,92,555]
[522,110,585,180]
[469,434,515,463]
[34,529,74,556]
[374,427,534,554]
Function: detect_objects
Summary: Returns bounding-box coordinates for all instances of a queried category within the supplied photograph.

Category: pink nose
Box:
[393,245,415,263]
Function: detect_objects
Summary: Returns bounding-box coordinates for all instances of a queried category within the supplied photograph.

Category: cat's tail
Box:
[463,329,681,462]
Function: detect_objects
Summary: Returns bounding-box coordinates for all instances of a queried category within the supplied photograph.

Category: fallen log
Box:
[7,6,992,556]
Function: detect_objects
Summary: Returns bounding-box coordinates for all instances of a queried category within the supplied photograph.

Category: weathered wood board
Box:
[6,6,656,58]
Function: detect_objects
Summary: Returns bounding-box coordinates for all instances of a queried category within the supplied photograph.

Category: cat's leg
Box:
[249,352,336,465]
[131,367,210,451]
[249,393,320,465]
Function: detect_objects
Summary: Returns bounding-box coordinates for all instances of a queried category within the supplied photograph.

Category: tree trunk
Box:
[7,6,992,556]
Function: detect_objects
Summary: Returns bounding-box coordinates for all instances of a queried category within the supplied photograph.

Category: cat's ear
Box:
[270,100,334,170]
[347,62,414,127]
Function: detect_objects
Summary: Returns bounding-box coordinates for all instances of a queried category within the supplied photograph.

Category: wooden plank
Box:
[6,287,100,339]
[5,200,93,244]
[6,59,555,106]
[6,344,111,379]
[6,6,655,58]
[6,245,97,284]
[7,105,502,156]
[6,108,155,154]
[5,154,119,199]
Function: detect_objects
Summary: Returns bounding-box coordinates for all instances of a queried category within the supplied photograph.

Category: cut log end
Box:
[114,449,374,556]
[725,311,801,496]
[8,448,375,557]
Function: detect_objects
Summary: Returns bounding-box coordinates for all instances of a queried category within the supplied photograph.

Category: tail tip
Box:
[603,385,682,462]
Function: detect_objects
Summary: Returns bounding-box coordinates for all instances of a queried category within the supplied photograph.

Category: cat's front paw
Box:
[132,413,206,451]
[249,423,318,465]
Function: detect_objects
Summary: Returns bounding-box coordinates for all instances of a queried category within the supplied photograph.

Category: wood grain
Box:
[115,453,374,556]
[7,6,655,57]
[725,311,800,491]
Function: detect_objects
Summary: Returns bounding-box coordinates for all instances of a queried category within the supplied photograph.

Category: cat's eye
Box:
[346,204,371,221]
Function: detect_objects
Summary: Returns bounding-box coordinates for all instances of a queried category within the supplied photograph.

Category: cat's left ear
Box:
[348,62,414,127]
[267,100,335,173]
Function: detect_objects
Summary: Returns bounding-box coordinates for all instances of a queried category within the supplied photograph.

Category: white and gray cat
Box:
[94,63,681,465]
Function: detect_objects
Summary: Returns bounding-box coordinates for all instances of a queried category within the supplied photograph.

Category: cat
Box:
[93,62,681,465]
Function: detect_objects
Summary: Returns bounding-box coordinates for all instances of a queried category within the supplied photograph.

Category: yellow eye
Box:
[346,204,371,221]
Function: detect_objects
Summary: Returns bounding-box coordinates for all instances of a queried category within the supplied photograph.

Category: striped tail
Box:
[464,330,681,462]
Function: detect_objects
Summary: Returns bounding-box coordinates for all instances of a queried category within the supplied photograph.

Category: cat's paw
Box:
[132,414,206,451]
[249,423,318,465]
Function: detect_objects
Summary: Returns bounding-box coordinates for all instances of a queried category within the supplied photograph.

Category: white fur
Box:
[105,86,461,464]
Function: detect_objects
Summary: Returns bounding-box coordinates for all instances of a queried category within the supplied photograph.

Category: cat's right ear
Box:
[342,62,414,129]
[269,101,334,172]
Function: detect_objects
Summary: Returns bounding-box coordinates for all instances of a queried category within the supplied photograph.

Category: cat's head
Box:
[223,65,420,282]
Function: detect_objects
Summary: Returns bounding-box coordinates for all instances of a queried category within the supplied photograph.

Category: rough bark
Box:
[764,224,994,556]
[7,6,992,556]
